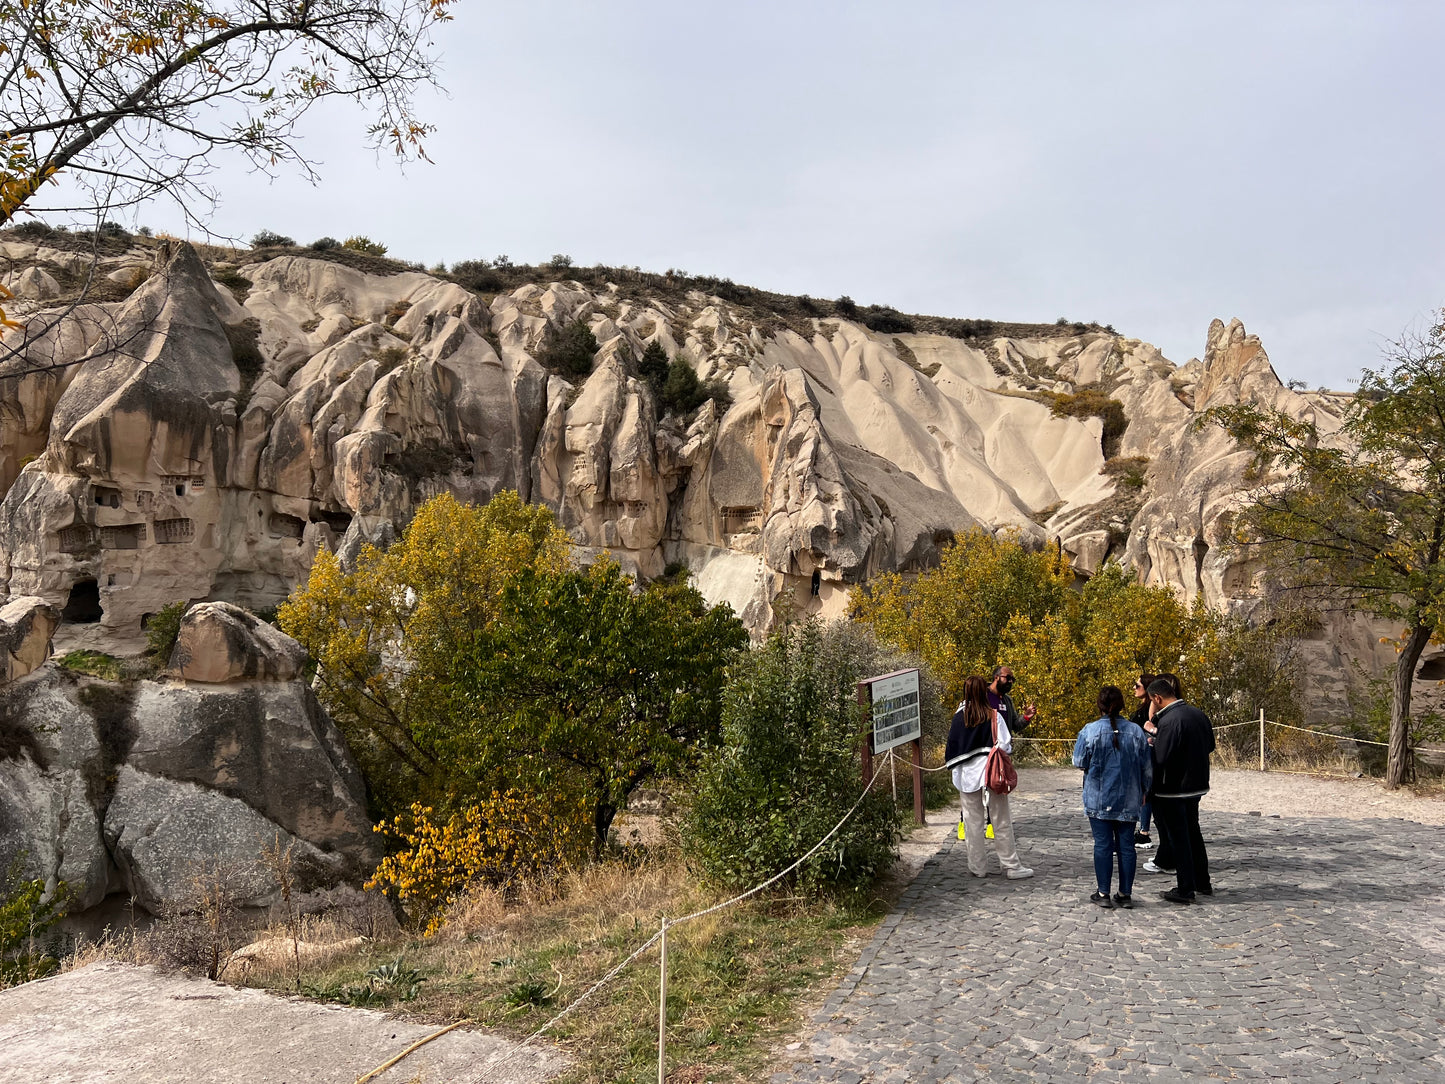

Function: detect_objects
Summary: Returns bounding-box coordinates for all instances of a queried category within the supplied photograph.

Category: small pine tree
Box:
[662,357,705,415]
[639,341,670,399]
[539,319,598,378]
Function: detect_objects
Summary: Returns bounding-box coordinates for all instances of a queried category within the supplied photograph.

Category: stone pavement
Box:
[775,773,1445,1083]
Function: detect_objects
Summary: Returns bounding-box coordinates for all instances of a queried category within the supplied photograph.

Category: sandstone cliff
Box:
[0,235,1417,716]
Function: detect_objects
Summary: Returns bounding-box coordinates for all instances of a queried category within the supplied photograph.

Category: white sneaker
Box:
[1005,867,1034,880]
[1142,860,1173,874]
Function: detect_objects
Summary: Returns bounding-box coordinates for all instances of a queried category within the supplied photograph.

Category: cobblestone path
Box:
[774,777,1445,1083]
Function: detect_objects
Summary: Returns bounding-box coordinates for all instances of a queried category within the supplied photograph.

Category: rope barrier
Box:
[1262,719,1391,747]
[394,756,893,1084]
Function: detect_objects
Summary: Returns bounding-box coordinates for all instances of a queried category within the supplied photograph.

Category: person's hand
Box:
[1144,721,1157,735]
[1023,703,1036,721]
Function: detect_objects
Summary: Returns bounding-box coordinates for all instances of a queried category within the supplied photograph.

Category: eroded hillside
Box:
[0,231,1404,716]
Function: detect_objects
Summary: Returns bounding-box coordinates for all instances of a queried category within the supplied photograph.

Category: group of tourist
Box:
[944,666,1216,907]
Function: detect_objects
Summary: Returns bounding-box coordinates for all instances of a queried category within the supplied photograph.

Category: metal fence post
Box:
[1259,709,1266,772]
[658,917,667,1084]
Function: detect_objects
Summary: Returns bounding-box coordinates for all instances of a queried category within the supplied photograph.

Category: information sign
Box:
[862,668,921,754]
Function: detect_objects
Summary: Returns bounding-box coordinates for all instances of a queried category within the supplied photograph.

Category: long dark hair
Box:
[961,675,992,730]
[1097,685,1125,749]
[1135,673,1156,700]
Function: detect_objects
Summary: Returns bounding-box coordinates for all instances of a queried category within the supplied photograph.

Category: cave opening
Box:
[61,579,103,623]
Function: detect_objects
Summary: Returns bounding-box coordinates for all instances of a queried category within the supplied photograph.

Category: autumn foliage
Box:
[367,794,591,935]
[853,531,1304,740]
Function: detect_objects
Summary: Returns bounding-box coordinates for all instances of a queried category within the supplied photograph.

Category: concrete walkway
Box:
[775,772,1445,1083]
[0,962,567,1083]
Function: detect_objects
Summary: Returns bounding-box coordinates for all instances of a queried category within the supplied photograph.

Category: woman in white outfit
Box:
[945,675,1033,879]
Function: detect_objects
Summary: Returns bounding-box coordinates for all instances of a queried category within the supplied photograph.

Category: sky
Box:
[137,2,1445,390]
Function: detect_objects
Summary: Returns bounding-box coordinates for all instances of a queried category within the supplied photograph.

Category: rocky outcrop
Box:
[166,601,307,683]
[0,237,1412,718]
[0,615,374,914]
[0,596,58,685]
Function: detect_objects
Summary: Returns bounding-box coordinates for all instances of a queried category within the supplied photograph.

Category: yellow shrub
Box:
[366,792,590,935]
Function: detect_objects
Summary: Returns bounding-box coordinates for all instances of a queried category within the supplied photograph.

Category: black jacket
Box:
[1151,700,1215,797]
[990,689,1029,736]
[1128,702,1150,729]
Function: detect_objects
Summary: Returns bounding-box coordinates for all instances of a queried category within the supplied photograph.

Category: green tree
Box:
[680,621,901,893]
[539,319,598,378]
[850,529,1074,705]
[277,491,572,814]
[662,356,706,414]
[1,860,66,987]
[451,562,748,854]
[639,340,670,401]
[1204,314,1445,786]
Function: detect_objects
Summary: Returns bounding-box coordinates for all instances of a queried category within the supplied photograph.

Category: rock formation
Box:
[0,233,1427,719]
[0,606,375,914]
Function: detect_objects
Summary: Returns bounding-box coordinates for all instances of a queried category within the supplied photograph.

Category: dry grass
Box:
[67,856,886,1084]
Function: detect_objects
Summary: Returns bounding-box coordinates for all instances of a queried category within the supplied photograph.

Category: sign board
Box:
[861,668,922,754]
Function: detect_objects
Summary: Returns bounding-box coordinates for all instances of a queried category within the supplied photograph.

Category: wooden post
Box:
[658,917,667,1084]
[911,737,925,826]
[1259,708,1266,773]
[856,681,873,785]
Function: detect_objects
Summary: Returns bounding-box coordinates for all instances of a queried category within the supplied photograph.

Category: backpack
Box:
[985,713,1018,795]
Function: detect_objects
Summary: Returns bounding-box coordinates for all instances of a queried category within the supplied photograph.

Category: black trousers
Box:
[1152,795,1210,897]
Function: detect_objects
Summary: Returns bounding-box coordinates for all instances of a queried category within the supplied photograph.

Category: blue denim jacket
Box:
[1072,716,1153,822]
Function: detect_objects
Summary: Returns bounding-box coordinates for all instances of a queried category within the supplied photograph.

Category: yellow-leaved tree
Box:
[851,528,1075,706]
[855,533,1305,742]
[278,491,571,810]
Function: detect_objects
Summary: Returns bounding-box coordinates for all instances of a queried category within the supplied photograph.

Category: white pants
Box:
[959,788,1025,876]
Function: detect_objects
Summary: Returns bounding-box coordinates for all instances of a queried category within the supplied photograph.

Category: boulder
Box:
[166,602,307,683]
[6,266,61,300]
[0,663,375,916]
[0,596,58,686]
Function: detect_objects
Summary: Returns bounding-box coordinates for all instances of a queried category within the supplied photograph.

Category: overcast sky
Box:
[144,2,1445,390]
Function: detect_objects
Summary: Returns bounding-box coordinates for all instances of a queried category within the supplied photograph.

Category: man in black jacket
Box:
[988,665,1036,736]
[1147,678,1215,904]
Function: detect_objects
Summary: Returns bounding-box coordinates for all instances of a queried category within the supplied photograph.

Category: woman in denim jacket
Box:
[1072,686,1153,909]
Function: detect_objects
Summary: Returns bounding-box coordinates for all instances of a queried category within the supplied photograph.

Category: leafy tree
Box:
[855,533,1304,740]
[451,562,748,854]
[850,529,1074,705]
[662,356,705,414]
[0,0,452,228]
[251,229,296,249]
[343,235,389,257]
[277,491,572,813]
[1,860,66,987]
[680,621,901,893]
[1204,314,1445,786]
[538,318,598,378]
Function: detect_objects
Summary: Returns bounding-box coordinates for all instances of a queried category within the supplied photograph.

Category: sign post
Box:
[857,668,925,826]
